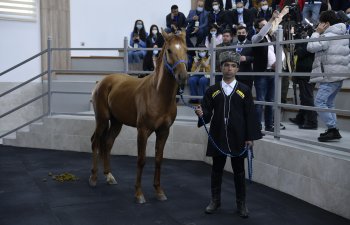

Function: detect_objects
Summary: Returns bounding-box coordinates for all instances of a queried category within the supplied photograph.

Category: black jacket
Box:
[295,42,315,80]
[166,12,187,30]
[225,8,253,29]
[198,82,262,156]
[252,36,269,72]
[232,40,254,82]
[143,34,165,71]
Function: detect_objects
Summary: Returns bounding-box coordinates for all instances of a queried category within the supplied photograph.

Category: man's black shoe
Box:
[205,200,221,214]
[265,126,274,132]
[318,128,342,142]
[289,118,303,125]
[299,124,318,130]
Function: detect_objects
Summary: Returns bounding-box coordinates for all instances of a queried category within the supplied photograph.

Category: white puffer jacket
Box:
[307,23,350,83]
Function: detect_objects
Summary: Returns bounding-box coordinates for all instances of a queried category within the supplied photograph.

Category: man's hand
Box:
[191,27,199,34]
[280,6,289,17]
[195,105,203,117]
[316,22,329,34]
[245,141,254,148]
[271,10,280,20]
[193,15,199,21]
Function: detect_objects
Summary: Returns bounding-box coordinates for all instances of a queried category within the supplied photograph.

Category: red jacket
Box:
[279,0,305,10]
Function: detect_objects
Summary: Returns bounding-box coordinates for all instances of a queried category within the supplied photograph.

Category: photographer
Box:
[307,10,349,142]
[289,25,318,129]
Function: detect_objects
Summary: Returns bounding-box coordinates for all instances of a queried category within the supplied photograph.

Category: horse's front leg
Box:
[154,128,170,201]
[135,128,151,204]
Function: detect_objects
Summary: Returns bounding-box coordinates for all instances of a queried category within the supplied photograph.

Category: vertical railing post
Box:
[47,36,52,116]
[274,25,283,139]
[123,37,128,73]
[209,37,216,85]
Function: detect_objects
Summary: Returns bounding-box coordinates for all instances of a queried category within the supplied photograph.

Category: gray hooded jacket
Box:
[307,23,349,83]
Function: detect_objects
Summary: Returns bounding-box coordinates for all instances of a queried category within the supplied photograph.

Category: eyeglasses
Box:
[223,63,238,68]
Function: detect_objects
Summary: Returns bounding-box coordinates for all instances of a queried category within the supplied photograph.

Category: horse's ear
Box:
[161,28,171,42]
[179,28,186,40]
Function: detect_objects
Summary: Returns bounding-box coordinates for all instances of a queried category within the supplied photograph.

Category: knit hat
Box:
[219,51,241,65]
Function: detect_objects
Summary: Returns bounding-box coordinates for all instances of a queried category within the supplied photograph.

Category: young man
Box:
[307,10,349,142]
[195,51,262,218]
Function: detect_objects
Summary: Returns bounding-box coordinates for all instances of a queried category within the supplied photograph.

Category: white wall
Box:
[0,7,41,82]
[70,0,191,56]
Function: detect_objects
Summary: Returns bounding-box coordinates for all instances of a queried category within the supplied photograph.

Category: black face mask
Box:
[237,35,246,42]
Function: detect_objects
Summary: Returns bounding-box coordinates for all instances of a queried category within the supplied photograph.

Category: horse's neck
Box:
[152,61,178,98]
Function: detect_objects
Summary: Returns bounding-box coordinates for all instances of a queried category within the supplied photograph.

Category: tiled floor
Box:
[0,145,349,225]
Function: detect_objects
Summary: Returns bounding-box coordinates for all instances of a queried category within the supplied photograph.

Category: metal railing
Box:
[1,27,349,152]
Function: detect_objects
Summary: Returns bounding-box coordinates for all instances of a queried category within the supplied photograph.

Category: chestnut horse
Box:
[89,30,188,203]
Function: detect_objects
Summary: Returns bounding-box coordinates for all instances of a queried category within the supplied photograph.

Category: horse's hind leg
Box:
[154,128,170,201]
[135,128,151,204]
[89,119,109,187]
[103,118,122,185]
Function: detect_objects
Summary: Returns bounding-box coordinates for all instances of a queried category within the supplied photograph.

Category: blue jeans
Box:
[302,3,321,25]
[254,76,275,128]
[314,81,343,129]
[188,75,209,97]
[128,50,145,63]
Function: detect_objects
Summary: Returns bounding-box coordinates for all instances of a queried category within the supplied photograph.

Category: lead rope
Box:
[178,89,254,182]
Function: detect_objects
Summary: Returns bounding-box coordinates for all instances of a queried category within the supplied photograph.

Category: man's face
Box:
[222,33,232,43]
[197,0,204,8]
[172,9,179,16]
[221,62,238,78]
[261,1,268,7]
[237,29,247,36]
[236,2,244,9]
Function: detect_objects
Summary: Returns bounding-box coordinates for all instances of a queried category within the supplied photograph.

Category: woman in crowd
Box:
[142,25,164,74]
[128,20,148,67]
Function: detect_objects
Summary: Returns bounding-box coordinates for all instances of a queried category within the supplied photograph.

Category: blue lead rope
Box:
[179,90,254,182]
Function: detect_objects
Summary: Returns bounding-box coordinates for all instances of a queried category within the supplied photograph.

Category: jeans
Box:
[302,3,321,25]
[188,75,209,97]
[314,81,343,129]
[254,76,274,128]
[128,50,145,63]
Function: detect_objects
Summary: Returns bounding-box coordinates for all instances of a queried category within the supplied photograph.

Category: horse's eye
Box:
[167,49,172,54]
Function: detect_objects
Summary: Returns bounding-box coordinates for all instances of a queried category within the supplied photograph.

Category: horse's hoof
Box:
[135,195,146,204]
[156,193,168,201]
[105,173,118,185]
[89,176,97,187]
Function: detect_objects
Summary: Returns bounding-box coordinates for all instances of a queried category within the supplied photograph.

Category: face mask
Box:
[347,13,350,18]
[152,30,158,35]
[136,24,143,30]
[237,35,246,42]
[213,5,219,11]
[237,8,243,14]
[210,31,217,36]
[199,52,206,58]
[197,6,203,12]
[261,5,268,11]
[153,50,159,55]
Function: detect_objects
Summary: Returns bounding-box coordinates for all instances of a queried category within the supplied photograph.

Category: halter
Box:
[163,52,187,79]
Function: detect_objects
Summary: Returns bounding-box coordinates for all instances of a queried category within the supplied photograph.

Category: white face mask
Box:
[199,52,206,57]
[237,8,243,14]
[152,30,158,35]
[153,50,159,55]
[213,5,219,11]
[261,5,268,11]
[136,24,143,30]
[197,6,203,12]
[210,31,217,36]
[347,13,350,18]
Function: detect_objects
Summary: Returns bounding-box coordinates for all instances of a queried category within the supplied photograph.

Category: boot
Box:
[234,172,249,218]
[318,128,342,142]
[205,171,222,214]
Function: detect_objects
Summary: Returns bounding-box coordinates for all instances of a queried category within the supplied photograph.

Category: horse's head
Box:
[161,28,188,84]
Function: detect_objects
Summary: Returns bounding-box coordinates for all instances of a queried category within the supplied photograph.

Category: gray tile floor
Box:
[0,145,349,225]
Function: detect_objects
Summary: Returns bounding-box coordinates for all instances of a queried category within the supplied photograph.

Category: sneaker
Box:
[280,123,286,130]
[318,128,342,142]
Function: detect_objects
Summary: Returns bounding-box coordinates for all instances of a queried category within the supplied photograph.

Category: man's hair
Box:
[254,17,266,29]
[171,5,178,10]
[222,29,233,36]
[212,0,219,5]
[319,10,340,26]
[236,25,247,32]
